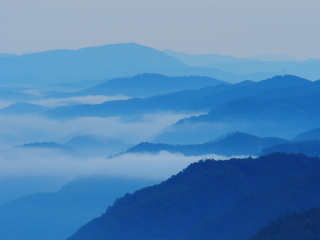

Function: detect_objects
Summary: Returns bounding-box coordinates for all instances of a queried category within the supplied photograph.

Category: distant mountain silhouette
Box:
[247,54,297,62]
[294,127,320,141]
[0,53,16,58]
[262,140,320,157]
[249,206,320,240]
[125,132,287,156]
[66,153,320,240]
[0,43,186,86]
[45,75,316,120]
[0,43,273,87]
[0,177,158,240]
[155,76,320,143]
[0,90,37,101]
[164,49,320,80]
[74,74,229,98]
[65,135,132,157]
[163,49,246,65]
[16,142,72,151]
[0,102,48,115]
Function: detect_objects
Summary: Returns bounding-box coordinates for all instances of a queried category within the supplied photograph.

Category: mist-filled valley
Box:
[1,42,320,240]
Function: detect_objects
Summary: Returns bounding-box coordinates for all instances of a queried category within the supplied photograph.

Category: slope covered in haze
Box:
[17,142,71,151]
[67,153,320,240]
[0,89,37,101]
[65,135,133,157]
[0,176,158,240]
[0,43,186,85]
[294,127,320,141]
[155,76,320,143]
[261,140,320,157]
[164,49,320,80]
[74,74,228,98]
[0,53,16,58]
[0,43,269,87]
[125,132,287,156]
[0,102,48,115]
[45,75,315,120]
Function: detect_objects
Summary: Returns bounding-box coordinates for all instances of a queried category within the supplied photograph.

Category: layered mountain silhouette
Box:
[155,76,320,143]
[0,176,158,240]
[294,127,320,141]
[66,153,320,240]
[125,132,287,156]
[262,140,320,157]
[0,89,37,101]
[65,135,132,157]
[0,43,274,87]
[17,142,71,150]
[164,49,320,80]
[0,43,185,85]
[0,102,48,115]
[45,75,315,120]
[43,75,320,143]
[71,74,228,98]
[16,135,132,157]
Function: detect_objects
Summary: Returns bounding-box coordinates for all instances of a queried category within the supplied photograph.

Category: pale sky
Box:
[0,0,319,60]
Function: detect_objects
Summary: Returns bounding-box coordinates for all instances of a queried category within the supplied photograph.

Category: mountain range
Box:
[0,43,279,87]
[17,135,133,157]
[164,49,320,80]
[0,102,49,115]
[125,132,287,157]
[0,43,185,86]
[44,75,313,119]
[66,153,320,240]
[43,75,320,143]
[46,73,229,99]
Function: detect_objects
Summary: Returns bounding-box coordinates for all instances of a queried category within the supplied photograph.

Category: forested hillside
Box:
[249,206,320,240]
[67,153,320,240]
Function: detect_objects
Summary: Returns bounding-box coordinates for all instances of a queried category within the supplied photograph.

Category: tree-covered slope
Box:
[182,169,320,240]
[67,153,320,240]
[249,206,320,240]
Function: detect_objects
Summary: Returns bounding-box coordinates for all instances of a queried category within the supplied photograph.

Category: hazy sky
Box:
[0,0,319,60]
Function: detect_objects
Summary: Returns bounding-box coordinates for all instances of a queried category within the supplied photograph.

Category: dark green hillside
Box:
[126,132,287,156]
[67,153,320,240]
[249,207,320,240]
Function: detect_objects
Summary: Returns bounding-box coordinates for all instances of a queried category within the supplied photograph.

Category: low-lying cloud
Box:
[31,95,130,108]
[0,148,241,180]
[0,112,195,146]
